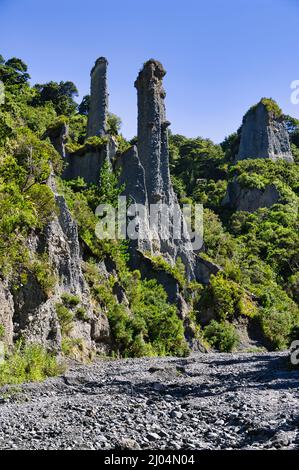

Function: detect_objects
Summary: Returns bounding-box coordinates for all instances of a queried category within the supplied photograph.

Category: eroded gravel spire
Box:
[87,57,109,137]
[135,59,171,205]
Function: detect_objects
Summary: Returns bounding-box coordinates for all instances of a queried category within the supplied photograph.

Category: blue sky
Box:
[0,0,298,142]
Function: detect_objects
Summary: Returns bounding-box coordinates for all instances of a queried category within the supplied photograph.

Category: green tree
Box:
[0,56,30,85]
[33,81,78,116]
[78,94,90,115]
[107,113,122,136]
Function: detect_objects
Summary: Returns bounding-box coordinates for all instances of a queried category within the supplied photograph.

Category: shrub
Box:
[288,272,299,304]
[259,307,298,350]
[56,303,74,335]
[76,307,88,322]
[289,325,299,343]
[0,324,5,340]
[201,274,243,321]
[130,279,189,357]
[0,343,64,386]
[146,255,186,287]
[30,255,57,297]
[61,338,83,357]
[85,261,189,358]
[244,98,282,121]
[61,293,80,308]
[203,321,239,352]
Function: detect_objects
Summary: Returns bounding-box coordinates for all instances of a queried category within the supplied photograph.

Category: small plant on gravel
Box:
[0,343,64,386]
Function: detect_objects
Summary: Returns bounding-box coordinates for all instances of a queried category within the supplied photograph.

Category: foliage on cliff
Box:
[170,123,299,350]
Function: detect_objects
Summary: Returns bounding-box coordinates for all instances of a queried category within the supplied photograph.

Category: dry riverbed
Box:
[0,352,298,450]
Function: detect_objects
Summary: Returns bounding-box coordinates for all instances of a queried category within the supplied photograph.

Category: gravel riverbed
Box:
[0,352,298,450]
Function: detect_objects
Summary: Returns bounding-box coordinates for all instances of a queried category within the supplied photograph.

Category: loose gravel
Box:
[0,352,298,450]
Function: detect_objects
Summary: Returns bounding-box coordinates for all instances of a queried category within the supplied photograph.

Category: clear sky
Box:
[0,0,298,142]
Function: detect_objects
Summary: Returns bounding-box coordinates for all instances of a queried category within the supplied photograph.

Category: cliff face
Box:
[1,175,111,357]
[222,99,294,213]
[237,100,293,163]
[0,282,14,346]
[222,181,281,212]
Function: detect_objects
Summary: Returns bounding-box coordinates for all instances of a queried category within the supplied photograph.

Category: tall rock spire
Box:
[87,57,109,137]
[135,60,171,205]
[127,59,220,284]
[62,58,110,184]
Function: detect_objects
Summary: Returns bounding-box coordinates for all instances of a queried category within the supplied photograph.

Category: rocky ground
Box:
[0,352,298,450]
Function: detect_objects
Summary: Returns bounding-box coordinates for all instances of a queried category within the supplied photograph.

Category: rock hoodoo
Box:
[87,57,109,138]
[135,60,171,205]
[237,99,293,163]
[120,60,219,285]
[132,60,196,274]
[62,57,111,184]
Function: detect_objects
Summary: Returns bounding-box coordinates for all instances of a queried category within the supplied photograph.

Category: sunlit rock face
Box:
[237,100,293,163]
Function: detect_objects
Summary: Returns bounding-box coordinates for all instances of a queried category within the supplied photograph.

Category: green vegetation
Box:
[30,255,57,297]
[65,135,108,155]
[0,55,61,290]
[170,122,299,351]
[56,303,74,335]
[243,98,282,121]
[203,320,239,352]
[61,338,83,357]
[75,307,88,322]
[0,324,5,340]
[290,325,299,343]
[55,293,89,358]
[56,293,87,338]
[61,293,80,308]
[145,255,187,288]
[85,262,189,358]
[200,274,257,322]
[0,343,64,386]
[231,158,299,197]
[33,80,79,116]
